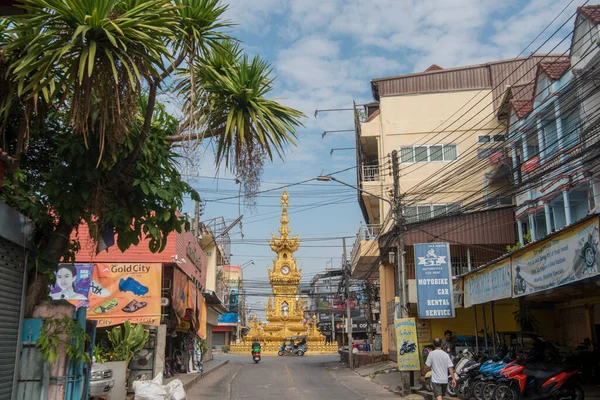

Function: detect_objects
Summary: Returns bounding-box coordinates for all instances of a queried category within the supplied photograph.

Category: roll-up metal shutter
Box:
[212,332,226,346]
[0,237,25,400]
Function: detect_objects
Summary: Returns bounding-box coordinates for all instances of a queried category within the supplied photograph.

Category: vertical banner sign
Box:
[49,264,93,309]
[513,218,599,297]
[88,263,162,327]
[415,243,455,318]
[395,304,420,371]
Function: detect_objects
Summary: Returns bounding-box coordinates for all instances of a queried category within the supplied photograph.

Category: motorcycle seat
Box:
[522,364,578,383]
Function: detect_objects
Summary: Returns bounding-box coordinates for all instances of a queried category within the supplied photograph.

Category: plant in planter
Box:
[107,321,150,366]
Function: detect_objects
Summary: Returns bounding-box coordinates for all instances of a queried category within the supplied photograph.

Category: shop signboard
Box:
[87,263,162,327]
[218,312,238,324]
[415,243,455,318]
[395,311,420,371]
[464,262,512,307]
[415,319,431,343]
[49,264,93,309]
[512,218,599,297]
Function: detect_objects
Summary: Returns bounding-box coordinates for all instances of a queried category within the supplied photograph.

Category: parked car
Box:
[89,362,115,399]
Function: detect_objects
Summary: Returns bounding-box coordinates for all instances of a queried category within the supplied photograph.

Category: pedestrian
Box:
[421,338,456,400]
[441,330,455,354]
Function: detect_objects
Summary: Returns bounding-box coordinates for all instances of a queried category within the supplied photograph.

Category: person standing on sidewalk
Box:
[421,338,456,400]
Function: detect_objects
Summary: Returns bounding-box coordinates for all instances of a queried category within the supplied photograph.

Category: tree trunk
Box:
[24,218,75,317]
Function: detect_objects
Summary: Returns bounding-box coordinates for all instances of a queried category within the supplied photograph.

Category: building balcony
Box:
[350,224,382,279]
[361,164,380,182]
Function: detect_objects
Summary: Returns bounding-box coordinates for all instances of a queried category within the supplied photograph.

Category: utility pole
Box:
[343,237,353,369]
[391,150,408,318]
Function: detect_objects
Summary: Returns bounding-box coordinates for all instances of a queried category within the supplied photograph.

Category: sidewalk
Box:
[166,357,229,392]
[328,362,425,400]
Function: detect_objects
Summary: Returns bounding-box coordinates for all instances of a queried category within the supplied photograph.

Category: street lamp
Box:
[240,260,254,270]
[317,173,408,364]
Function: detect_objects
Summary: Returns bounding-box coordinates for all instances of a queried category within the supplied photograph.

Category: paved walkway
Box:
[167,358,230,392]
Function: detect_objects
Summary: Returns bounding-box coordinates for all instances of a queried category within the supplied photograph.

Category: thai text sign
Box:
[395,315,420,371]
[87,263,162,327]
[415,243,454,318]
[512,218,599,297]
[464,262,512,307]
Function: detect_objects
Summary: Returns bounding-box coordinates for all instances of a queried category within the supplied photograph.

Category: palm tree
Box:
[0,0,305,315]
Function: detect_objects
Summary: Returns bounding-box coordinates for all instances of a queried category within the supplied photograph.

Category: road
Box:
[187,354,401,400]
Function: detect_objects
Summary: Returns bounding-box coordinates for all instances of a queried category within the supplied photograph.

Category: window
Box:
[478,135,491,144]
[404,203,462,223]
[399,144,458,163]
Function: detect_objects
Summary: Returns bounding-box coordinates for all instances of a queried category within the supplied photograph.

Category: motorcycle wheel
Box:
[482,382,497,400]
[447,381,457,397]
[456,379,473,399]
[278,351,284,356]
[254,359,259,364]
[494,384,518,400]
[424,378,433,392]
[553,382,584,400]
[400,350,405,355]
[297,350,304,356]
[472,381,486,400]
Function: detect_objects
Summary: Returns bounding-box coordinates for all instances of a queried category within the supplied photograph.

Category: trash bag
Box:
[133,373,168,400]
[165,379,186,400]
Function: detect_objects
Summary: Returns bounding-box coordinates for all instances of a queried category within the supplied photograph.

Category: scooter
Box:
[252,350,261,364]
[399,340,417,355]
[494,362,583,400]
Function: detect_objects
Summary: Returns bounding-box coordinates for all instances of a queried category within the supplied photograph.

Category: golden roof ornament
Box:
[269,188,300,253]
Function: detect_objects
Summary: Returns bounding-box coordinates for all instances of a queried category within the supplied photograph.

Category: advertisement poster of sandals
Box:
[50,263,162,326]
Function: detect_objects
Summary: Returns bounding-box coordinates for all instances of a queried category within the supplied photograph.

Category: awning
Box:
[203,290,228,314]
[378,206,515,249]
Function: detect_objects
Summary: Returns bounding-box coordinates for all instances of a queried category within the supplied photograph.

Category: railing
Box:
[484,196,513,208]
[362,164,380,182]
[350,224,382,263]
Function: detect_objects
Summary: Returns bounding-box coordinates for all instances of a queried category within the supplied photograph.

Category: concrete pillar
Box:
[544,203,553,235]
[522,130,529,160]
[517,220,525,245]
[528,213,537,242]
[536,118,545,162]
[554,101,566,163]
[563,190,572,225]
[511,143,519,184]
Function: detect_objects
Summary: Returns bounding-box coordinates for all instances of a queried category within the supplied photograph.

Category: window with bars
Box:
[400,144,458,163]
[404,203,461,223]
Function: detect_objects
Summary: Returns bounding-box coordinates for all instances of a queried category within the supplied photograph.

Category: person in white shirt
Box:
[421,338,456,400]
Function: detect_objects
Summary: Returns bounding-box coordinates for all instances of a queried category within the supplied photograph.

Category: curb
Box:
[182,360,230,392]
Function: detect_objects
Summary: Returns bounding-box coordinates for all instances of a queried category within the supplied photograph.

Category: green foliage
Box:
[197,337,209,355]
[35,316,91,365]
[506,242,522,252]
[0,0,305,299]
[512,304,540,332]
[221,345,230,353]
[107,321,149,366]
[93,344,109,364]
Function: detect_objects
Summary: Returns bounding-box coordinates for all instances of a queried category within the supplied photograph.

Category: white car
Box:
[89,363,115,399]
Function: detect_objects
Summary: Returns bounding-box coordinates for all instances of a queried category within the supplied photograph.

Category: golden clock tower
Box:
[230,189,338,353]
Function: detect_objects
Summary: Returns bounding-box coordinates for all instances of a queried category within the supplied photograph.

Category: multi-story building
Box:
[351,56,562,359]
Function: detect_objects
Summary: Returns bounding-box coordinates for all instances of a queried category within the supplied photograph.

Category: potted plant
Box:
[94,321,149,400]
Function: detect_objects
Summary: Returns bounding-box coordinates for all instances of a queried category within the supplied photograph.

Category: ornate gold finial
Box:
[279,188,290,239]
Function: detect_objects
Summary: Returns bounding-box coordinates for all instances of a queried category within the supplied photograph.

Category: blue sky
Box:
[177,0,578,316]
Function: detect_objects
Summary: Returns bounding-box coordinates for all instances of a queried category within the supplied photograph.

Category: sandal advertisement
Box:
[87,263,162,327]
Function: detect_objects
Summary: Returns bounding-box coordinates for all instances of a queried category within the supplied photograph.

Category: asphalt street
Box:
[187,354,401,400]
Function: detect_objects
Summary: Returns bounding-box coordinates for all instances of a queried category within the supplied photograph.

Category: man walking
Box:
[421,338,456,400]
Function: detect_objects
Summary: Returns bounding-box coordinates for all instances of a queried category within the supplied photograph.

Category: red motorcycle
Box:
[494,362,583,400]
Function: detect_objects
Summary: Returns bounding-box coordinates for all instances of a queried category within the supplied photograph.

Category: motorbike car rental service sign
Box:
[415,243,455,318]
[395,316,420,371]
[512,218,599,297]
[464,262,512,307]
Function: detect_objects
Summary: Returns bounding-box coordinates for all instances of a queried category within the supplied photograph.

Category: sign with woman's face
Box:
[49,264,93,308]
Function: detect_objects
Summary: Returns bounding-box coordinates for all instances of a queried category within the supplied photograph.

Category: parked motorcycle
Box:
[399,340,417,355]
[494,362,583,400]
[472,355,511,400]
[455,359,482,399]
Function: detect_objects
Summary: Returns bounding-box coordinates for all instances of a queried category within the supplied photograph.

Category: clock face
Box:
[281,265,290,275]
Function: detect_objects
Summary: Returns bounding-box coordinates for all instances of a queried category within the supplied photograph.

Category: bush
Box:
[222,345,230,353]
